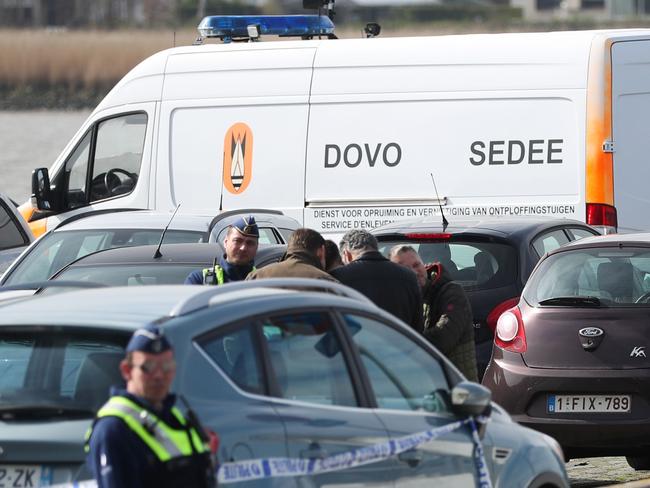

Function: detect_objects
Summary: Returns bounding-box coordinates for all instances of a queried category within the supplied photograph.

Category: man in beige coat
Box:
[246,228,337,282]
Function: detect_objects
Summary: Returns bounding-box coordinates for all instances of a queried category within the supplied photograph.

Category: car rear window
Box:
[49,264,203,289]
[524,247,650,307]
[0,329,126,416]
[3,229,205,286]
[378,240,517,290]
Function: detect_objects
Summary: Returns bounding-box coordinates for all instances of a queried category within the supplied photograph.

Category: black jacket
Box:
[331,251,423,332]
[422,263,478,382]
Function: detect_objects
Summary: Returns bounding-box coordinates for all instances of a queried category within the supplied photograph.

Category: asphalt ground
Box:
[568,457,650,487]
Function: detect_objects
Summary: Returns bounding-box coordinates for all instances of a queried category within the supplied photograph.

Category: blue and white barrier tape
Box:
[53,416,492,487]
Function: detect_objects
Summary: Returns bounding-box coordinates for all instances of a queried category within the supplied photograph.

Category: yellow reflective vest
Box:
[86,396,208,461]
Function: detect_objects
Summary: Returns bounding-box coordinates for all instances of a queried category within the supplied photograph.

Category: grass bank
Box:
[2,20,650,109]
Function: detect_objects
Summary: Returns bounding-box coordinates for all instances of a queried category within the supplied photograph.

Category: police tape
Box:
[218,416,491,486]
[51,416,492,487]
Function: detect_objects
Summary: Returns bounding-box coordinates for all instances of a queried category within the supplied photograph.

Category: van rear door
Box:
[612,38,650,233]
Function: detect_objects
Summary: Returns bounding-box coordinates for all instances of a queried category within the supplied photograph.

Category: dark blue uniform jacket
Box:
[184,254,254,284]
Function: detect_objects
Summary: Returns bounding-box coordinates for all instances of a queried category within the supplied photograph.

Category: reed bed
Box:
[1,20,648,108]
[0,29,198,88]
[0,23,526,88]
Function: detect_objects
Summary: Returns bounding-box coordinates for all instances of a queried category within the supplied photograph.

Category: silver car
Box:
[0,280,568,487]
[0,208,298,288]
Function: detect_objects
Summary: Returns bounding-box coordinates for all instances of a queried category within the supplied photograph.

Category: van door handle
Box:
[300,442,328,460]
[398,449,422,467]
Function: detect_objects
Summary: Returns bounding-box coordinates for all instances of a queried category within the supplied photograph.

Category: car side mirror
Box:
[31,168,57,212]
[451,381,492,417]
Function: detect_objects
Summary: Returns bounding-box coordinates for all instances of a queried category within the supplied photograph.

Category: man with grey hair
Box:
[331,229,422,332]
[389,244,478,382]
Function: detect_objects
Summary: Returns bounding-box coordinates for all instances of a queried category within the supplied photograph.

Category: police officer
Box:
[86,325,216,488]
[185,216,259,285]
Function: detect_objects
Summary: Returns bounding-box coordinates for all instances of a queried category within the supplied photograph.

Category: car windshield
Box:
[0,329,126,418]
[378,240,517,289]
[48,264,204,289]
[3,228,205,286]
[524,247,650,307]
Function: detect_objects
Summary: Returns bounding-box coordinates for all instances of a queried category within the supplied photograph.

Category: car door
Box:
[0,193,33,273]
[177,318,288,488]
[258,310,396,487]
[339,312,495,487]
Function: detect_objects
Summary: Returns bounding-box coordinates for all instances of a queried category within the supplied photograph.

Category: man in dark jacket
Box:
[331,230,422,332]
[246,228,337,282]
[389,245,478,382]
[185,215,259,285]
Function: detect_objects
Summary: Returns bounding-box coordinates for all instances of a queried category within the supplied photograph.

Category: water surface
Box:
[0,110,90,204]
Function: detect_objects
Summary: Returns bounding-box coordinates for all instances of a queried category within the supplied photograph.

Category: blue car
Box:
[0,280,568,487]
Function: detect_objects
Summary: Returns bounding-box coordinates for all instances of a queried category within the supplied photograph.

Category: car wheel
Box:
[626,455,650,470]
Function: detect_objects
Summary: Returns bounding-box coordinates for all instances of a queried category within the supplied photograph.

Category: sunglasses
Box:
[132,359,176,374]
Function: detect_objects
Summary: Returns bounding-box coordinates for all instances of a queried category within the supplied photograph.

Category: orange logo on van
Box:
[223,123,253,194]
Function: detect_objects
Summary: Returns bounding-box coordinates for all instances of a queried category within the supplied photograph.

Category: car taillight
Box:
[486,297,520,333]
[404,232,452,240]
[494,306,527,353]
[586,203,617,230]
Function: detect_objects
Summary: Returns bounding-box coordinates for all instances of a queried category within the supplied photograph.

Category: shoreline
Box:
[0,85,109,110]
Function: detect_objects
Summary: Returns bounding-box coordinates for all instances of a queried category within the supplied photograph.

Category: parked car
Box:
[41,242,286,291]
[372,218,599,379]
[0,192,33,275]
[0,208,299,289]
[0,280,569,487]
[483,232,650,468]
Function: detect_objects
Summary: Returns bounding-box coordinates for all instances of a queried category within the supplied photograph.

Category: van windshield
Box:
[3,228,204,286]
[524,247,650,307]
[0,329,127,417]
[378,240,517,290]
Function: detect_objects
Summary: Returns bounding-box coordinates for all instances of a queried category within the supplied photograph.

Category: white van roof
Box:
[95,28,650,112]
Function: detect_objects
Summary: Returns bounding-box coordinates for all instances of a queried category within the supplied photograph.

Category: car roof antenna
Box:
[154,204,181,259]
[430,173,449,232]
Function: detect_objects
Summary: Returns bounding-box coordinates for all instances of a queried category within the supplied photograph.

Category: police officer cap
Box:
[230,215,259,238]
[126,325,172,354]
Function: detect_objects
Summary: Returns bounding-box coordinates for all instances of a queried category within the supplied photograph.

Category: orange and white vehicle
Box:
[21,22,650,237]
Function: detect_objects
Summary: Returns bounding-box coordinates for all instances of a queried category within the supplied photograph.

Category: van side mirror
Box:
[31,168,56,212]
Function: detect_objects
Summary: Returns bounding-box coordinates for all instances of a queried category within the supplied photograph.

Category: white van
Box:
[20,19,650,237]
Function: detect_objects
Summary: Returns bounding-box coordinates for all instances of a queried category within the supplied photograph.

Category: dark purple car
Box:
[483,232,650,469]
[372,218,599,379]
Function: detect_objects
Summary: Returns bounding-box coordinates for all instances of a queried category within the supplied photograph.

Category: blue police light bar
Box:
[198,15,335,42]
